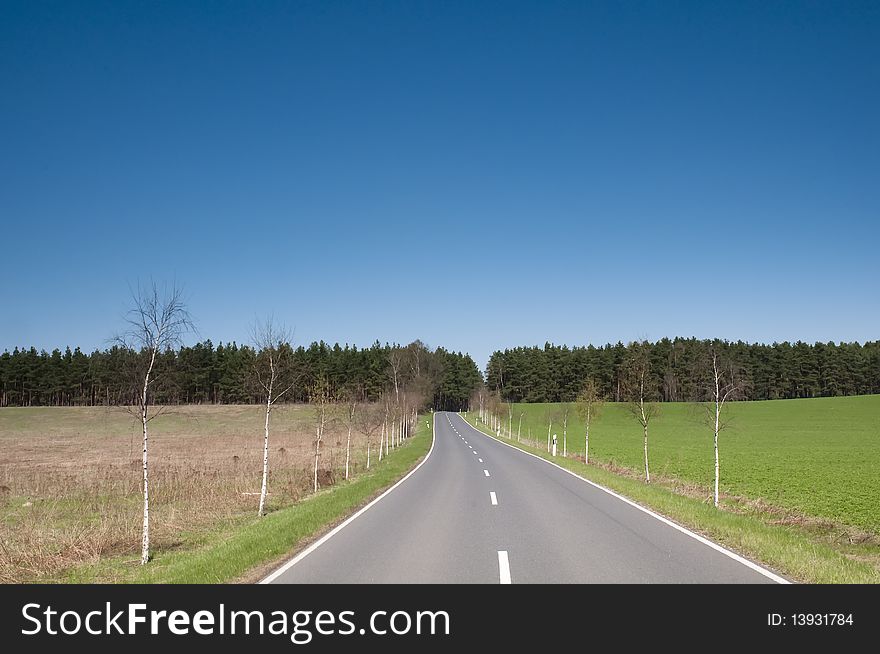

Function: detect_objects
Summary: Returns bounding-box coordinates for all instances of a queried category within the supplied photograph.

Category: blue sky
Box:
[1,1,877,369]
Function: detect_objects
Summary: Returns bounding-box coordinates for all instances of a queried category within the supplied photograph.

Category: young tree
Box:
[559,402,572,456]
[355,402,383,470]
[544,407,558,452]
[376,390,393,462]
[703,347,748,508]
[252,319,297,517]
[342,386,361,480]
[115,280,194,564]
[575,379,603,465]
[517,410,525,442]
[623,342,659,483]
[310,376,331,493]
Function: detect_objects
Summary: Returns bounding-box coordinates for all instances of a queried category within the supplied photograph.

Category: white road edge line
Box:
[259,412,438,584]
[490,491,498,505]
[498,550,511,584]
[456,414,791,585]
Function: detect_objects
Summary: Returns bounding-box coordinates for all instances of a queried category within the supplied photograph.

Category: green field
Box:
[494,395,880,534]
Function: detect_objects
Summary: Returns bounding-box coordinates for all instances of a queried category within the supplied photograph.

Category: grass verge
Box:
[462,414,880,584]
[61,417,433,584]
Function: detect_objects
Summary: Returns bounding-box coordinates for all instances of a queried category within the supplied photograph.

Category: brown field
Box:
[0,405,379,583]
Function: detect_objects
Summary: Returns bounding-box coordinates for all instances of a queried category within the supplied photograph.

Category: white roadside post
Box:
[552,434,557,457]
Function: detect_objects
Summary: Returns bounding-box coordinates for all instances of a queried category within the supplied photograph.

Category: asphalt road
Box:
[264,412,784,583]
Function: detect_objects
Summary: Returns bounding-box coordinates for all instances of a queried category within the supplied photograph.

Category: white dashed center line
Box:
[483,469,490,477]
[478,458,483,463]
[498,551,511,584]
[490,491,498,505]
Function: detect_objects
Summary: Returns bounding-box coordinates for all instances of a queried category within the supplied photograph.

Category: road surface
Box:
[264,412,784,583]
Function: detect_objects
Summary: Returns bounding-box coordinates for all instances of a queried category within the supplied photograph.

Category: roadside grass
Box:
[61,415,432,583]
[463,413,880,584]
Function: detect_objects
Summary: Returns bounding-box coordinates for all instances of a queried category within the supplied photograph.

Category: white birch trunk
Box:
[584,405,591,465]
[547,420,552,452]
[345,422,352,481]
[563,417,567,457]
[313,404,324,494]
[714,400,720,508]
[258,391,271,516]
[378,420,385,462]
[639,380,651,483]
[140,347,157,565]
[714,357,721,508]
[313,434,320,493]
[140,388,150,565]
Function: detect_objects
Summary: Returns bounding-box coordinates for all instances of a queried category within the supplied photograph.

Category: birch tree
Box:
[355,402,382,470]
[115,280,193,565]
[342,386,361,481]
[252,319,296,517]
[547,414,552,452]
[575,379,603,465]
[387,348,404,406]
[623,342,659,483]
[544,407,559,452]
[310,376,330,493]
[703,347,747,508]
[559,402,572,456]
[377,391,391,462]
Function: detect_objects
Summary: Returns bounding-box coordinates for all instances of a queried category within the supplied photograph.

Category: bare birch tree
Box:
[342,386,361,481]
[310,376,330,493]
[702,346,748,508]
[544,407,559,452]
[576,379,603,465]
[623,342,660,483]
[252,319,296,517]
[114,280,194,564]
[355,402,383,470]
[559,402,572,456]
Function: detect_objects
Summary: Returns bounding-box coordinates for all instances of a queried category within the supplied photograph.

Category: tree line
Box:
[485,338,880,403]
[0,339,482,411]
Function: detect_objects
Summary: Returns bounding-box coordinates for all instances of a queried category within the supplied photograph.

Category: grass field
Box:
[497,396,880,535]
[0,404,427,583]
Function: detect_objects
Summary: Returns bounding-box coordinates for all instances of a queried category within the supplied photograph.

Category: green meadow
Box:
[497,395,879,534]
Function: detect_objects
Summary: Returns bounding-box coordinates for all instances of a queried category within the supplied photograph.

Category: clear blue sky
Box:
[1,1,877,369]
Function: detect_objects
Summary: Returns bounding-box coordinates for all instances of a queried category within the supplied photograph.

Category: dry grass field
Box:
[0,404,383,582]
